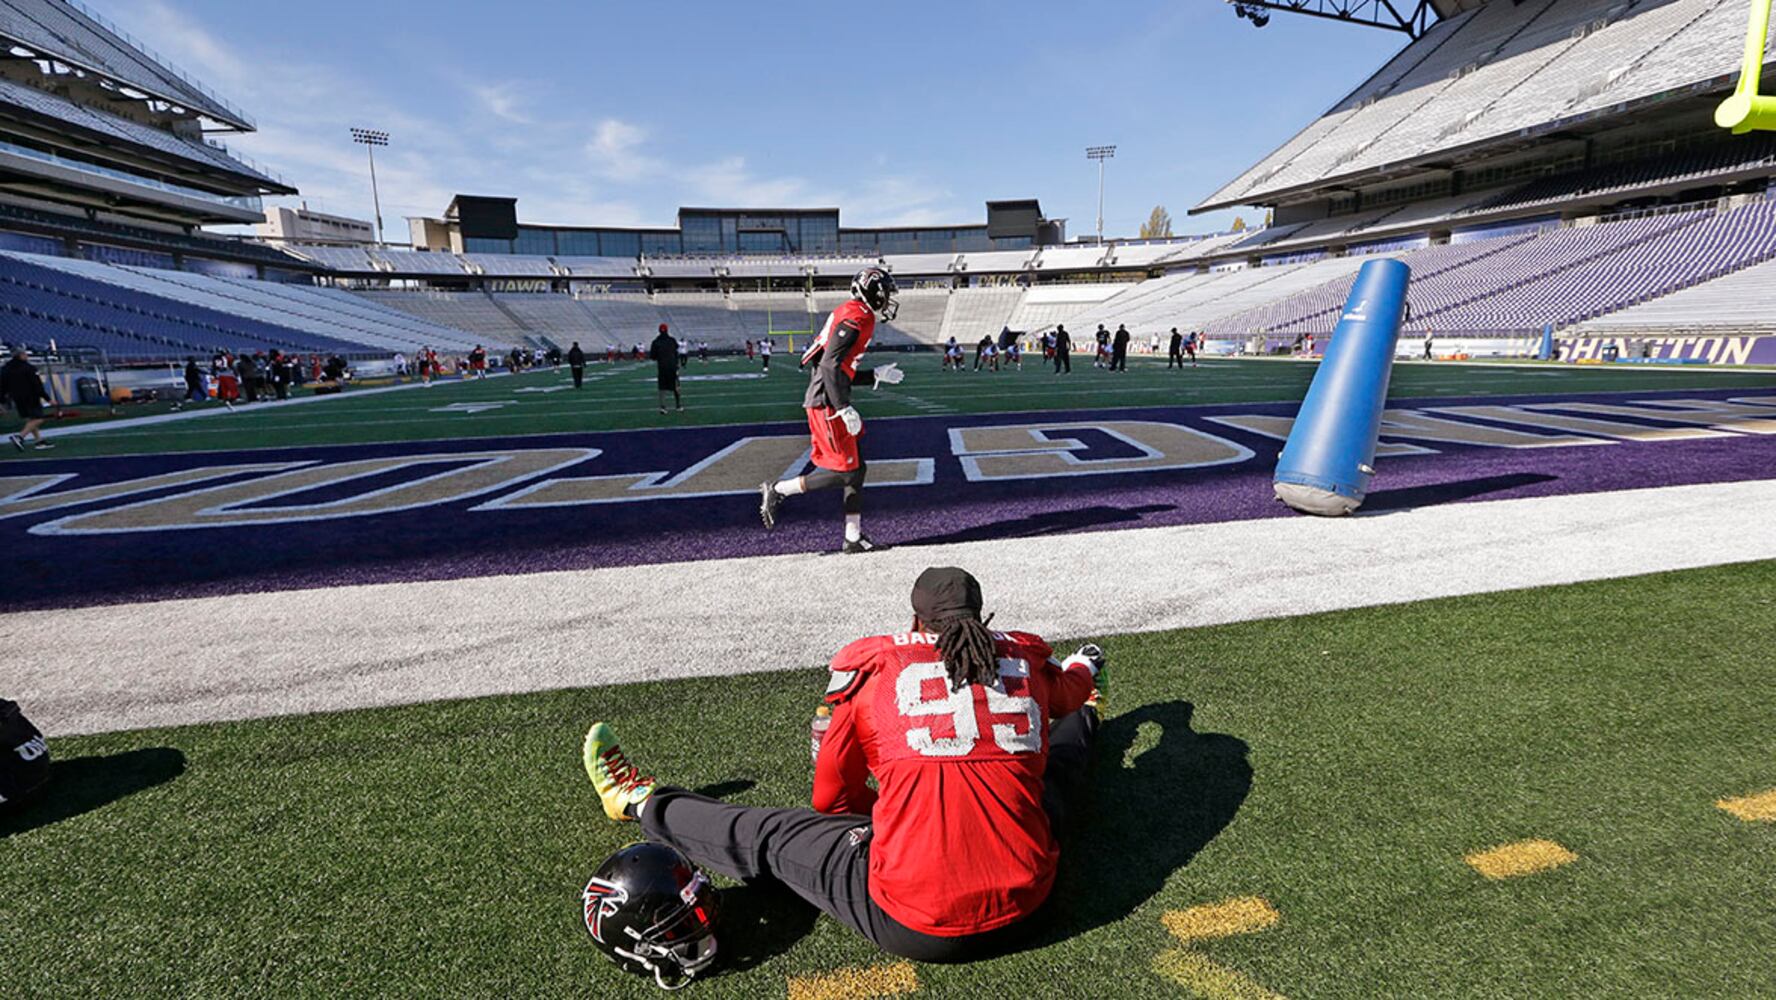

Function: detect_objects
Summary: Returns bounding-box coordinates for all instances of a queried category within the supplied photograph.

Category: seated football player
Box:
[581,566,1104,964]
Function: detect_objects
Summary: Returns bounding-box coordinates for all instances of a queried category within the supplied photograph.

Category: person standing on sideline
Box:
[1053,324,1072,374]
[1423,329,1434,361]
[1168,328,1184,369]
[759,335,773,373]
[1092,325,1109,368]
[568,342,586,388]
[4,347,54,450]
[185,358,207,403]
[1111,324,1131,372]
[1186,331,1199,367]
[651,324,684,413]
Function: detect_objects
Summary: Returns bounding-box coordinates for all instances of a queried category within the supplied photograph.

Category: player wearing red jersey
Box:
[757,266,904,553]
[581,566,1104,963]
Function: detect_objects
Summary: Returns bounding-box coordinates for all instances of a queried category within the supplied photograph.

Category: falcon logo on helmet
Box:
[581,877,628,944]
[851,266,899,321]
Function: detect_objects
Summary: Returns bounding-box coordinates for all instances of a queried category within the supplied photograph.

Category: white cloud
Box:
[585,119,660,183]
[472,83,535,126]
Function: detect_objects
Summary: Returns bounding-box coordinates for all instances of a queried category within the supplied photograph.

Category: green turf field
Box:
[11,356,1776,459]
[6,561,1772,998]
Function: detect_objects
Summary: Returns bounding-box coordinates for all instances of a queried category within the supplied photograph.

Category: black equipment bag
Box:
[0,699,50,807]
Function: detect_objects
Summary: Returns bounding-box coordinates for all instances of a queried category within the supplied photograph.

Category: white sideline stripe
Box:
[10,478,1776,737]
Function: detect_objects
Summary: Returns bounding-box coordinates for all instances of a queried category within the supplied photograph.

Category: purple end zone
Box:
[2,386,1773,610]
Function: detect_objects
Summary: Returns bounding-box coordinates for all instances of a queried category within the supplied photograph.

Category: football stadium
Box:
[3,0,1775,995]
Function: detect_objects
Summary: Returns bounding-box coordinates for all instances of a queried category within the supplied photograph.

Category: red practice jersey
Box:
[812,629,1096,936]
[801,298,876,411]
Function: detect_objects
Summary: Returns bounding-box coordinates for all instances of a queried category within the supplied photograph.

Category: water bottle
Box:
[809,706,831,763]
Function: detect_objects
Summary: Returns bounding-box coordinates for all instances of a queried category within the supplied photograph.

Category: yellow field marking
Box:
[1465,839,1578,879]
[1162,896,1282,944]
[1716,788,1776,822]
[1153,949,1287,1000]
[1155,897,1286,999]
[786,961,918,1000]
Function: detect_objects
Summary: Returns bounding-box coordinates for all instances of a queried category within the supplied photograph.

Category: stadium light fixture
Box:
[351,127,390,244]
[1086,145,1116,246]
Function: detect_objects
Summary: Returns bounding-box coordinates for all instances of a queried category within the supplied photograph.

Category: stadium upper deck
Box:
[1197,0,1776,216]
[0,0,295,240]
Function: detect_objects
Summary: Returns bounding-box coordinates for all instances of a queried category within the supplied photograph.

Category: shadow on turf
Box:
[1040,700,1252,942]
[0,746,186,839]
[905,503,1177,547]
[712,880,822,975]
[1362,472,1556,513]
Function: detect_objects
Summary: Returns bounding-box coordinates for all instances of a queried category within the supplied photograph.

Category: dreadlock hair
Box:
[934,613,998,690]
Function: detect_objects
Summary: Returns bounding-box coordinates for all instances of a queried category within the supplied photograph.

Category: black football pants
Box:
[1053,351,1070,374]
[571,365,584,388]
[801,463,867,515]
[639,705,1099,963]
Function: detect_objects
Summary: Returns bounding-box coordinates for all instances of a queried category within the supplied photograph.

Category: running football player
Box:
[581,566,1104,963]
[757,267,904,553]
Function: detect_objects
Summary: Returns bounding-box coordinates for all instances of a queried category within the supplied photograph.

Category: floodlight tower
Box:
[1086,145,1116,245]
[351,127,390,244]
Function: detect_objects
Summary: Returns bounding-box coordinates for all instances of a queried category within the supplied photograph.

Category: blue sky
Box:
[104,0,1405,242]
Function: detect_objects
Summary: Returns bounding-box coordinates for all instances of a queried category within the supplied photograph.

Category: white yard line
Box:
[8,477,1775,737]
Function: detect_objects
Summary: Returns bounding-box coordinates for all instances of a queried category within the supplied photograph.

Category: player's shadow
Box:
[710,880,822,975]
[1040,700,1251,941]
[906,503,1176,548]
[0,746,186,839]
[1361,472,1556,513]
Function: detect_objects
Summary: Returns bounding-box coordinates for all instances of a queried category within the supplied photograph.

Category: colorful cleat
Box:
[758,482,782,530]
[582,722,656,822]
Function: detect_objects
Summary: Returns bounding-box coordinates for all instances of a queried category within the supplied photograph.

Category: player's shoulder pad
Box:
[825,634,895,703]
[992,630,1054,662]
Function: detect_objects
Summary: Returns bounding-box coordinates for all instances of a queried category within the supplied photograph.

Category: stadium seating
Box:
[1005,283,1128,333]
[368,249,472,276]
[0,250,360,358]
[1200,0,1776,209]
[940,287,1024,345]
[1190,197,1776,339]
[0,249,483,358]
[1572,255,1776,334]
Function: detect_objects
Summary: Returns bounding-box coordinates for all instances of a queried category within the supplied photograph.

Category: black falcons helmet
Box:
[851,266,899,321]
[581,843,720,990]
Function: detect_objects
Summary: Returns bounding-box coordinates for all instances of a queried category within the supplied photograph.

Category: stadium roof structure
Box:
[1196,0,1776,213]
[0,0,252,129]
[0,0,292,226]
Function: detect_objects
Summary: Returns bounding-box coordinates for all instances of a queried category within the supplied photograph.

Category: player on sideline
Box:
[580,566,1105,963]
[757,267,904,553]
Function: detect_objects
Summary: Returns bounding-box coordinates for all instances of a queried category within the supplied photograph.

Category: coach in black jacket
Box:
[650,325,682,413]
[1111,324,1131,372]
[1052,324,1072,374]
[568,342,586,388]
[3,348,52,451]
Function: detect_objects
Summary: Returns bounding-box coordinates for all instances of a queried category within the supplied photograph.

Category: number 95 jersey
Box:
[812,629,1096,937]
